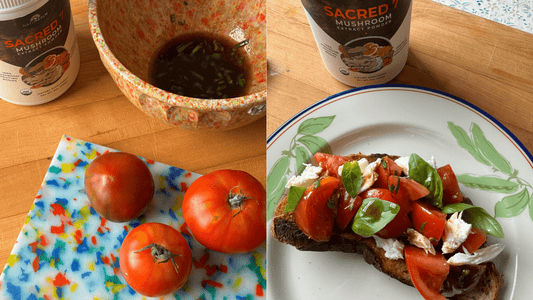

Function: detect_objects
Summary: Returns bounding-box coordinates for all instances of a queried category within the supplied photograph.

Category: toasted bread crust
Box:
[270,153,504,299]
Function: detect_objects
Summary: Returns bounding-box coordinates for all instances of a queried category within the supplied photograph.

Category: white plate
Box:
[266,85,533,300]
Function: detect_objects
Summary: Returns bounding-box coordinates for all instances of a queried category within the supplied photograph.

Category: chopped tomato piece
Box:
[411,201,447,244]
[294,176,340,241]
[405,245,449,300]
[361,188,395,202]
[389,175,430,203]
[460,227,487,253]
[374,156,404,189]
[336,190,363,231]
[361,188,412,238]
[437,164,464,205]
[376,210,412,239]
[371,183,411,214]
[388,175,411,210]
[314,153,349,178]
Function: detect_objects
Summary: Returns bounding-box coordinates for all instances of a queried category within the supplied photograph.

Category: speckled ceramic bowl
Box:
[88,0,266,131]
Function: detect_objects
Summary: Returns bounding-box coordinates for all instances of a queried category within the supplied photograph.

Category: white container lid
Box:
[0,0,34,10]
[0,0,48,20]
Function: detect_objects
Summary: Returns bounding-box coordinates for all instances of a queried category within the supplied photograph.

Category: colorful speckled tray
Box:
[0,135,266,300]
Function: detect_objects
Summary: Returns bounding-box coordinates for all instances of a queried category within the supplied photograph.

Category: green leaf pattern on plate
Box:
[297,116,335,135]
[448,122,492,167]
[267,116,335,219]
[298,135,332,156]
[495,188,530,218]
[471,123,514,175]
[456,174,519,194]
[268,119,532,222]
[266,156,291,219]
[449,122,533,222]
[295,146,311,175]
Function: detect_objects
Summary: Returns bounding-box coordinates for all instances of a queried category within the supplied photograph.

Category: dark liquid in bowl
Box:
[148,33,251,99]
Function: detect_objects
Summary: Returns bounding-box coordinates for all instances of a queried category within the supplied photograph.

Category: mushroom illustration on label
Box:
[339,37,394,73]
[19,47,71,89]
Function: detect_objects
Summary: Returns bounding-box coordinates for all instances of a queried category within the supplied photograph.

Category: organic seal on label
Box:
[0,0,80,105]
[301,0,412,87]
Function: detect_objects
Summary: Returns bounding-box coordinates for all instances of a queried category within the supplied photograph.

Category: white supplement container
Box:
[301,0,412,87]
[0,0,80,105]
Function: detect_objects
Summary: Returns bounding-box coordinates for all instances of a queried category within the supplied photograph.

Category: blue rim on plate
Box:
[266,84,533,300]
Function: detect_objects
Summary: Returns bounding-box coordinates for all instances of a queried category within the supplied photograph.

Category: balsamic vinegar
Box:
[149,33,252,99]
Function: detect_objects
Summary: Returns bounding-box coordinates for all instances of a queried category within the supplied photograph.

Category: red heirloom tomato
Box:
[411,201,447,243]
[388,175,430,203]
[405,245,449,300]
[314,153,348,178]
[119,223,192,297]
[336,191,363,231]
[84,152,154,222]
[437,164,464,205]
[361,188,412,238]
[460,227,487,253]
[294,176,340,241]
[375,156,404,189]
[182,169,266,253]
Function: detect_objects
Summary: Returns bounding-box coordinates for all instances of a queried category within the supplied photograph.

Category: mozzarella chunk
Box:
[447,244,505,266]
[361,158,380,192]
[286,164,323,188]
[442,212,472,254]
[394,156,410,175]
[338,158,381,194]
[393,155,437,177]
[427,155,437,169]
[374,236,404,260]
[407,228,436,255]
[358,158,369,171]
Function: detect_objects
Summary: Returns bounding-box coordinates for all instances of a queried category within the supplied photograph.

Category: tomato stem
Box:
[135,243,181,274]
[227,186,256,217]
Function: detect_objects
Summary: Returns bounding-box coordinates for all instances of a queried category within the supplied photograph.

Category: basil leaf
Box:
[441,203,474,214]
[284,186,306,213]
[314,180,321,189]
[420,222,427,232]
[408,153,443,207]
[351,198,400,237]
[342,161,363,198]
[442,203,505,238]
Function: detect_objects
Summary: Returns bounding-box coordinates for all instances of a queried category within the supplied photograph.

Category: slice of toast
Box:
[270,153,504,299]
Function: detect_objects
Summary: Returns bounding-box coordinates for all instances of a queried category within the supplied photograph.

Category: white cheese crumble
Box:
[393,155,438,176]
[394,156,410,175]
[374,236,404,260]
[447,244,505,266]
[407,228,436,255]
[442,212,472,254]
[427,155,437,170]
[358,158,369,171]
[361,158,381,192]
[285,164,323,188]
[337,158,381,194]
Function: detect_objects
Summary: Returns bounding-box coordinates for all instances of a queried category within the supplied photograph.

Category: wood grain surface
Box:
[2,0,533,287]
[0,0,265,271]
[267,0,533,153]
